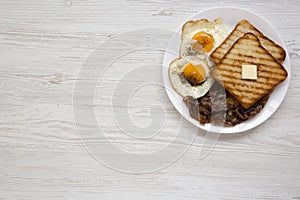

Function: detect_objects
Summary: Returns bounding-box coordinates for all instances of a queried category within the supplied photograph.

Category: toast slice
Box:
[210,33,288,109]
[211,19,286,64]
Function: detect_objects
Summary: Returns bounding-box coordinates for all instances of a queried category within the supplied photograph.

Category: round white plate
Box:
[162,6,290,134]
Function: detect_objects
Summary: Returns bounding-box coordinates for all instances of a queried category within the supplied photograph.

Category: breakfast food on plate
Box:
[169,17,288,127]
[169,56,214,98]
[211,19,286,63]
[210,33,288,109]
[180,17,229,57]
[184,82,269,126]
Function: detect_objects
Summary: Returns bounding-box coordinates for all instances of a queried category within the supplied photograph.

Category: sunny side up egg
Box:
[169,56,214,98]
[180,17,229,57]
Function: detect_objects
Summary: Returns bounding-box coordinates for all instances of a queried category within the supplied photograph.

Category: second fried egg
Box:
[180,17,229,57]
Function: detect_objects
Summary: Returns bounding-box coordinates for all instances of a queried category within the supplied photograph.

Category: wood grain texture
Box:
[0,0,300,199]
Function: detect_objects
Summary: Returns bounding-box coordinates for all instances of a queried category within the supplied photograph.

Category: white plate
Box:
[162,6,291,134]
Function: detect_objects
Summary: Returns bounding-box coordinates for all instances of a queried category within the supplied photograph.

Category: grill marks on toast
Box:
[211,19,286,64]
[210,33,287,109]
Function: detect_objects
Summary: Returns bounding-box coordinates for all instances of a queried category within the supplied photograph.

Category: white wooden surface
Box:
[1,0,300,199]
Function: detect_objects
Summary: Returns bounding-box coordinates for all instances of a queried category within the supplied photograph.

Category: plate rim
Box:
[162,6,291,134]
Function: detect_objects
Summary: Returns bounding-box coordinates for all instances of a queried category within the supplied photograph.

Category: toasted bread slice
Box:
[210,33,288,109]
[211,19,286,64]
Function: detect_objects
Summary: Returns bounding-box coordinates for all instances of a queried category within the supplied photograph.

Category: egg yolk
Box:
[183,63,206,85]
[192,31,214,52]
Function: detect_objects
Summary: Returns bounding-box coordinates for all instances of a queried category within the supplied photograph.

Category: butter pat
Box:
[242,64,257,80]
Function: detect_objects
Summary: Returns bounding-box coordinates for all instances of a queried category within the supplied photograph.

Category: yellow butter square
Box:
[242,65,257,80]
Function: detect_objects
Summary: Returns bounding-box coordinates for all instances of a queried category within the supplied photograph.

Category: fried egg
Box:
[180,17,229,57]
[169,55,214,98]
